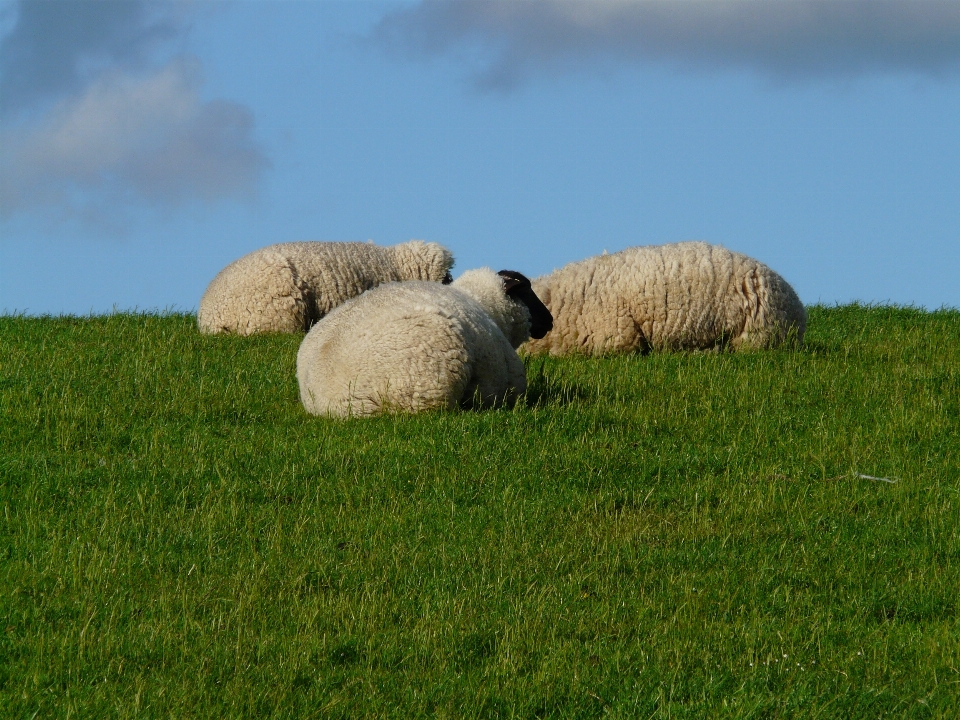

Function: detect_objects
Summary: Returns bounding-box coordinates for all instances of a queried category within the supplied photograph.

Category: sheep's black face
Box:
[442,271,453,285]
[498,270,553,340]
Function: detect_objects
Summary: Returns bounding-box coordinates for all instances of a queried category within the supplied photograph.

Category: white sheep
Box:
[523,241,805,356]
[197,240,454,335]
[296,268,553,417]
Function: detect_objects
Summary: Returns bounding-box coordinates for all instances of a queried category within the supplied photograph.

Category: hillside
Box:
[2,306,959,718]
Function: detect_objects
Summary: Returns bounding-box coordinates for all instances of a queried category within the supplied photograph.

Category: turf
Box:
[1,305,958,718]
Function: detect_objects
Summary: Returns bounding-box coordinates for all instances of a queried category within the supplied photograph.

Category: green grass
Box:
[1,305,959,718]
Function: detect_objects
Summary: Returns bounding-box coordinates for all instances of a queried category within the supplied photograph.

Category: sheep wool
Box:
[197,240,454,335]
[296,268,552,418]
[523,241,805,356]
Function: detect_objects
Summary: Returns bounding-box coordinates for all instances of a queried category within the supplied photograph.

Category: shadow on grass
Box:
[523,361,593,408]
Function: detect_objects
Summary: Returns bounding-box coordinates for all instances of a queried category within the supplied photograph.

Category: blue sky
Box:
[1,0,959,315]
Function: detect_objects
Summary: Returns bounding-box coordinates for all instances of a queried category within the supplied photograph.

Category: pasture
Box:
[1,306,958,717]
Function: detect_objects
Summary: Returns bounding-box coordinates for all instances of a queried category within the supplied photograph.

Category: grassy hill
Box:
[2,306,958,718]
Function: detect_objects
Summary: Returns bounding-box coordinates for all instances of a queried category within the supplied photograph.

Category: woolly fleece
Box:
[296,268,539,417]
[197,240,454,335]
[523,241,806,356]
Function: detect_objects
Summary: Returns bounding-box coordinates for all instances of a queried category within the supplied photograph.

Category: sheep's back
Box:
[273,242,402,317]
[622,242,750,350]
[527,242,804,355]
[297,282,511,416]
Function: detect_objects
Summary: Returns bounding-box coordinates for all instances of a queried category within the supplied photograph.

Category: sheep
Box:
[522,241,805,356]
[197,240,454,335]
[296,268,553,417]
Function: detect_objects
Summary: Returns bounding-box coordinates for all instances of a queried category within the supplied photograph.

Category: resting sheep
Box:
[297,268,553,417]
[523,241,805,356]
[198,240,454,335]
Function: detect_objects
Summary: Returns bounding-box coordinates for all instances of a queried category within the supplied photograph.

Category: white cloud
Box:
[0,59,269,217]
[0,1,268,223]
[375,0,960,89]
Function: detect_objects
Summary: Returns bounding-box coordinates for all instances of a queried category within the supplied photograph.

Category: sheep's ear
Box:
[497,270,529,296]
[501,276,522,294]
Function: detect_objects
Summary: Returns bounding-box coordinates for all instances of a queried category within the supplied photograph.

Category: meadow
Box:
[1,305,958,718]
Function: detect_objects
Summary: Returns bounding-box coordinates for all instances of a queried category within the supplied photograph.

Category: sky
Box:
[1,0,959,315]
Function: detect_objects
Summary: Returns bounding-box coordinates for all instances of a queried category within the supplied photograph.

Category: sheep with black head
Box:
[297,268,552,417]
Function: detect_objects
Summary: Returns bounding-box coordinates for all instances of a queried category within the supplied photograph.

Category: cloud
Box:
[0,1,268,221]
[0,59,269,218]
[375,0,960,89]
[0,0,181,115]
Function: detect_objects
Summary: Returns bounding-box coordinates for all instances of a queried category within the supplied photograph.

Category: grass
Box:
[1,305,959,718]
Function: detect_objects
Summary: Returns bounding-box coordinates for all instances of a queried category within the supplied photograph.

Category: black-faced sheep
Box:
[296,268,552,417]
